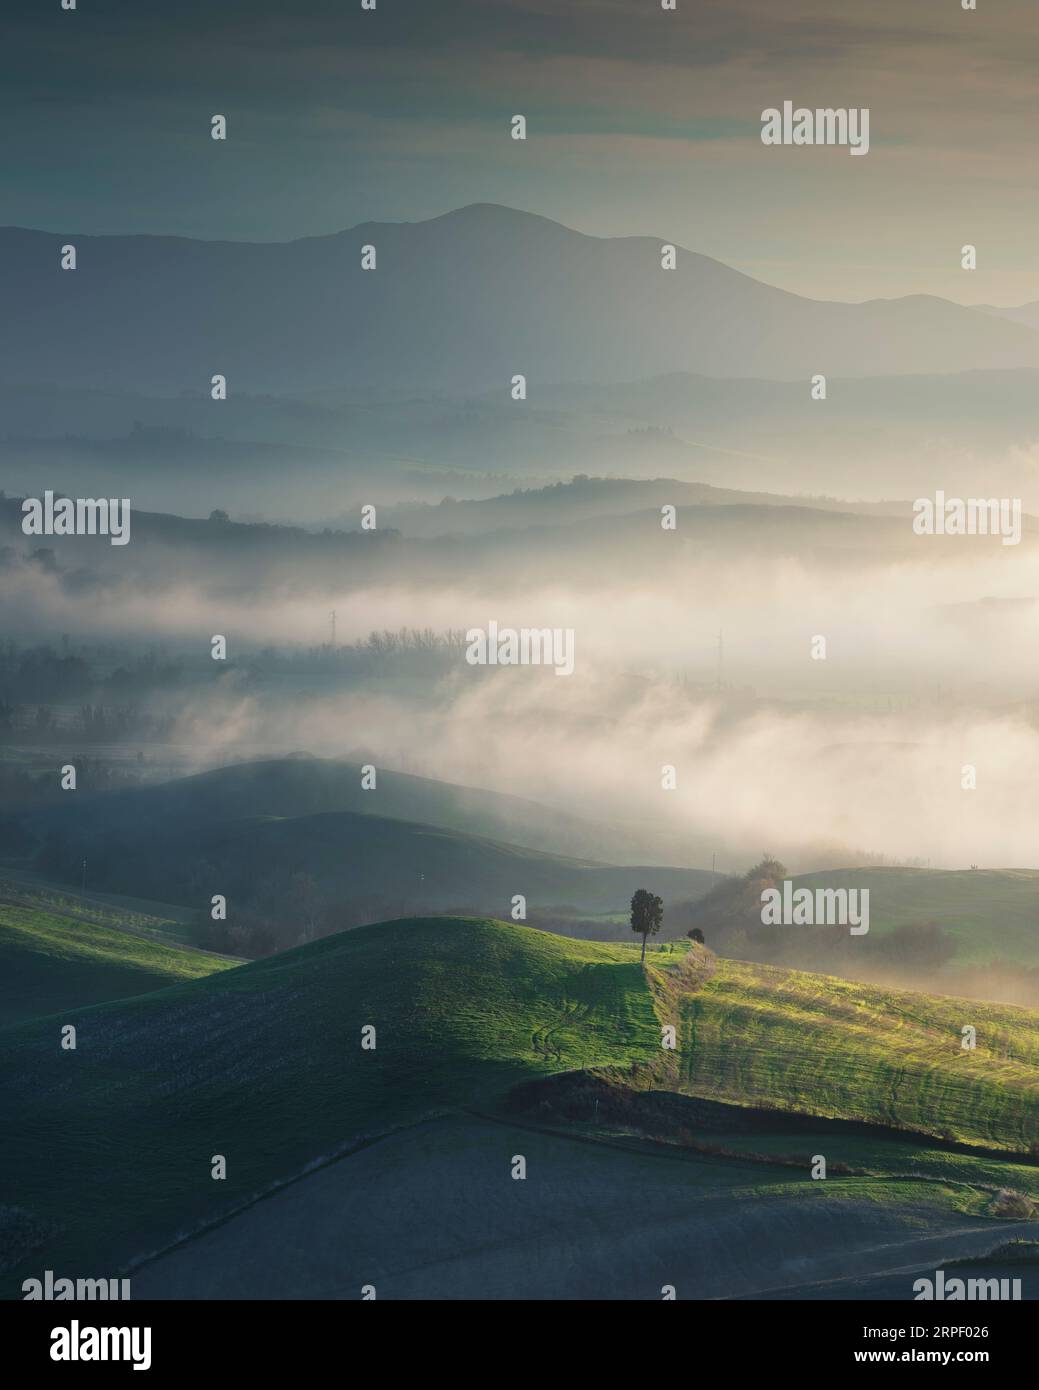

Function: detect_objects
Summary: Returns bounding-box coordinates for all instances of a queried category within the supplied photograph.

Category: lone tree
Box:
[688,927,705,945]
[630,888,664,963]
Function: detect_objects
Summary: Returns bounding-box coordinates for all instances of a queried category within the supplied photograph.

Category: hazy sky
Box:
[4,0,1039,303]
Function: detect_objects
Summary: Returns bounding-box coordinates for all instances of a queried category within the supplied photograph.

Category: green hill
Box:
[792,866,1039,968]
[2,916,1038,1290]
[0,899,233,1027]
[0,917,659,1283]
[687,864,1039,1005]
[671,955,1039,1149]
[12,754,696,868]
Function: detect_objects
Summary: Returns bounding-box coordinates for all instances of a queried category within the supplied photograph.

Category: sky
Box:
[4,0,1039,304]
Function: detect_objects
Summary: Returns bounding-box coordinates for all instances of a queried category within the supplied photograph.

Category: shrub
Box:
[993,1189,1036,1219]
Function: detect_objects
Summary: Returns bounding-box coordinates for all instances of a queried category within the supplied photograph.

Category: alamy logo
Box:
[914,1269,1021,1301]
[761,881,869,935]
[465,621,575,676]
[912,492,1021,546]
[50,1320,151,1371]
[23,1270,131,1300]
[761,102,869,155]
[21,491,131,546]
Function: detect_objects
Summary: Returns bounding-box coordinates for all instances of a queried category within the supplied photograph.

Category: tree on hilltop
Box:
[630,888,664,963]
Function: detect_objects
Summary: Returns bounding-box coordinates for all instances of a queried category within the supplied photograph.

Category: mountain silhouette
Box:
[4,204,1039,393]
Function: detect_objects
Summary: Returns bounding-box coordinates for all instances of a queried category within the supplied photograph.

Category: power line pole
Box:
[329,610,337,648]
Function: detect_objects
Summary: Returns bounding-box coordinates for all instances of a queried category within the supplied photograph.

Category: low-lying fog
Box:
[4,528,1038,874]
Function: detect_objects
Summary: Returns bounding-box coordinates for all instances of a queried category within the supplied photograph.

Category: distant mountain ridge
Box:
[5,204,1039,394]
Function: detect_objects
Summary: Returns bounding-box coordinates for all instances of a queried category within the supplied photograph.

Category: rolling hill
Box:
[687,864,1039,1004]
[12,760,717,923]
[0,897,232,1027]
[382,475,911,540]
[2,916,1037,1293]
[13,754,665,867]
[32,806,715,918]
[4,205,1039,397]
[672,955,1039,1149]
[10,769,1039,990]
[0,917,662,1284]
[791,867,1039,969]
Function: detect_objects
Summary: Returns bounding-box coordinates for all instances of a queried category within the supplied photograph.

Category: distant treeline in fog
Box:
[0,630,467,708]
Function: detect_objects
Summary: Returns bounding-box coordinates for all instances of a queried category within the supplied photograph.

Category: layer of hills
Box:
[9,367,1039,513]
[8,370,1039,458]
[10,758,1039,999]
[379,475,910,539]
[8,757,718,926]
[5,204,1039,396]
[4,482,1030,609]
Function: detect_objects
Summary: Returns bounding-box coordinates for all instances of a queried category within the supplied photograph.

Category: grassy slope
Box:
[0,900,233,1026]
[0,870,199,944]
[792,866,1039,967]
[691,1130,1039,1216]
[2,918,1037,1287]
[669,955,1039,1151]
[0,918,660,1281]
